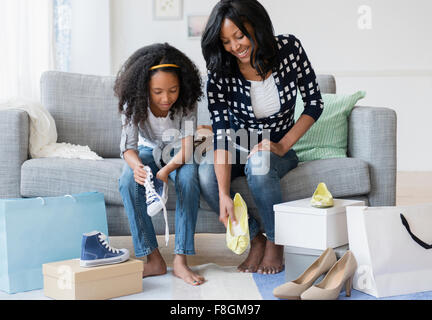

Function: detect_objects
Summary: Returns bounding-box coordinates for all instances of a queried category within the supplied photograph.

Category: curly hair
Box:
[114,43,203,127]
[201,0,278,79]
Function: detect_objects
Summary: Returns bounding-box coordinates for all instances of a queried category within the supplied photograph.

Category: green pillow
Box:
[293,90,366,162]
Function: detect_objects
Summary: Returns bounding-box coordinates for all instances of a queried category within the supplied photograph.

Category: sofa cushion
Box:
[39,71,337,160]
[40,71,121,158]
[21,158,196,210]
[21,157,369,213]
[199,157,370,212]
[21,158,125,205]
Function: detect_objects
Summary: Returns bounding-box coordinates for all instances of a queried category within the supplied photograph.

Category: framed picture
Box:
[187,15,209,39]
[153,0,183,20]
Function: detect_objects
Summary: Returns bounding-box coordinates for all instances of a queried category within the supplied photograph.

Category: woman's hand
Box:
[156,167,169,183]
[248,139,286,158]
[133,164,148,186]
[219,193,236,228]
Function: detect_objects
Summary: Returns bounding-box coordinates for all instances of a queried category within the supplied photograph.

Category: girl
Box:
[200,0,324,275]
[115,43,205,286]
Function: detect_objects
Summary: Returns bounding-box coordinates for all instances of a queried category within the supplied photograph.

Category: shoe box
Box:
[284,245,349,283]
[42,258,143,300]
[274,198,365,250]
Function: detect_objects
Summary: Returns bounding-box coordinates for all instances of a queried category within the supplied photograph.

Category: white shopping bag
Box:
[346,204,432,298]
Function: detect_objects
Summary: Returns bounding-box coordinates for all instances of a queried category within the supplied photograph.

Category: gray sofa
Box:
[0,71,397,236]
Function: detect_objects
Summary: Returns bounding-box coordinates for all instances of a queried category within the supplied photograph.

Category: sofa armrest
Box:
[348,106,397,206]
[0,110,29,198]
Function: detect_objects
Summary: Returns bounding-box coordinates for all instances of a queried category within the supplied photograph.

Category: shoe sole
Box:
[80,250,130,268]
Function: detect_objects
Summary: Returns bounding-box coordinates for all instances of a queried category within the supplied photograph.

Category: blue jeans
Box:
[198,149,298,242]
[119,146,200,257]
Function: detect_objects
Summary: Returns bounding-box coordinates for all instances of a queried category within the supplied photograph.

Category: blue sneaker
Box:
[144,166,168,217]
[80,231,130,267]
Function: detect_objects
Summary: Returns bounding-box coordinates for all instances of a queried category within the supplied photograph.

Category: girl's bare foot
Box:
[237,233,266,273]
[142,249,167,278]
[257,240,284,275]
[173,254,205,286]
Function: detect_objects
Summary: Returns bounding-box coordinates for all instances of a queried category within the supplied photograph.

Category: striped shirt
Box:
[207,34,324,151]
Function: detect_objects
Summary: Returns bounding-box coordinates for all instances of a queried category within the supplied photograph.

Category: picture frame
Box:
[153,0,183,20]
[187,15,209,39]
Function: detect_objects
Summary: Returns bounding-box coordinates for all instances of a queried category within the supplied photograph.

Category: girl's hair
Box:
[114,43,202,126]
[201,0,278,79]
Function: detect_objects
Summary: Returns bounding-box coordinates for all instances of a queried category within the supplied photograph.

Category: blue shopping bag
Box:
[0,192,109,294]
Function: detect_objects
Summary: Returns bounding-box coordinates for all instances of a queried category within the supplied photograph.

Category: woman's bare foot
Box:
[237,233,266,273]
[173,254,205,286]
[142,249,167,278]
[257,240,284,275]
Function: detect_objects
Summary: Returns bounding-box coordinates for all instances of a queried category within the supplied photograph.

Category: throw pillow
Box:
[293,90,366,162]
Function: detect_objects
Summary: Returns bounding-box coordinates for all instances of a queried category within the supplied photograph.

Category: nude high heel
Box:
[273,248,337,300]
[300,250,357,300]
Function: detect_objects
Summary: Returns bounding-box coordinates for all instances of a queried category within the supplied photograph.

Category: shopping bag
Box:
[346,204,432,298]
[226,193,250,255]
[0,192,109,294]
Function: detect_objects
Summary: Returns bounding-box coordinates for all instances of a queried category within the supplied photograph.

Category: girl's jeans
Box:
[198,149,298,242]
[119,146,200,257]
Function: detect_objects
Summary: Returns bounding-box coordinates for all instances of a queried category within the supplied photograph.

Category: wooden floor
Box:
[111,172,432,267]
[397,172,432,205]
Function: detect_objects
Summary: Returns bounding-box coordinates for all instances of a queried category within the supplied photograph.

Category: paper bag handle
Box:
[400,214,432,249]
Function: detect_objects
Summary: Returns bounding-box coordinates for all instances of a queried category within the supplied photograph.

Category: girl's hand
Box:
[133,164,148,186]
[248,139,286,158]
[156,167,169,183]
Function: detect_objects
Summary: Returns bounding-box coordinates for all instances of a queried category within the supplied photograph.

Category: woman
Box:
[200,0,324,275]
[115,43,205,285]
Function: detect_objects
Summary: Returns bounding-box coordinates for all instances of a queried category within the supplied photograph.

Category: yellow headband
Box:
[149,64,180,71]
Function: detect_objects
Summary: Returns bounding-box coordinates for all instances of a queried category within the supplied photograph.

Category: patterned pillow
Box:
[293,91,366,162]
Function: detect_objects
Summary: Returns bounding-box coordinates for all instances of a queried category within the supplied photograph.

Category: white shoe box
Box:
[274,198,365,250]
[284,245,348,282]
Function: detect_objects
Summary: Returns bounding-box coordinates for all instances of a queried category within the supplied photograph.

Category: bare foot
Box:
[237,233,266,273]
[173,255,205,286]
[142,249,167,278]
[257,240,284,275]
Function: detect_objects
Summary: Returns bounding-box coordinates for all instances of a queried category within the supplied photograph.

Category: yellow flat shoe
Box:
[311,182,334,208]
[226,193,250,255]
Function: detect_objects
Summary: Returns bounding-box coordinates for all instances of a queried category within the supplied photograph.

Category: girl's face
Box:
[220,18,256,65]
[148,71,180,116]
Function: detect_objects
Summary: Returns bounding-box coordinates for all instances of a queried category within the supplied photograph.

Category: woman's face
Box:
[148,70,180,116]
[220,18,255,65]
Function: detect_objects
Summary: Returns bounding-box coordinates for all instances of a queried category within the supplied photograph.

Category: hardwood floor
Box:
[111,172,432,267]
[397,172,432,205]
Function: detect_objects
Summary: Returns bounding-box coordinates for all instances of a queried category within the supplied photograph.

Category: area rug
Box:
[1,263,432,300]
[253,271,432,300]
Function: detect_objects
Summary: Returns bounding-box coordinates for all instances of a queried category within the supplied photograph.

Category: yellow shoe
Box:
[273,248,337,300]
[226,193,250,255]
[300,250,357,300]
[311,182,334,208]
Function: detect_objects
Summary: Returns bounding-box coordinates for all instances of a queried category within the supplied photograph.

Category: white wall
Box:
[110,0,219,75]
[106,0,432,171]
[70,0,111,75]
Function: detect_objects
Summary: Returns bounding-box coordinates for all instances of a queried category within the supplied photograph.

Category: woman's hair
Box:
[114,43,202,126]
[201,0,278,79]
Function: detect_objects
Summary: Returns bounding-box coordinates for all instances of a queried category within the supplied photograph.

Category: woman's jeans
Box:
[198,149,298,243]
[119,146,200,257]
